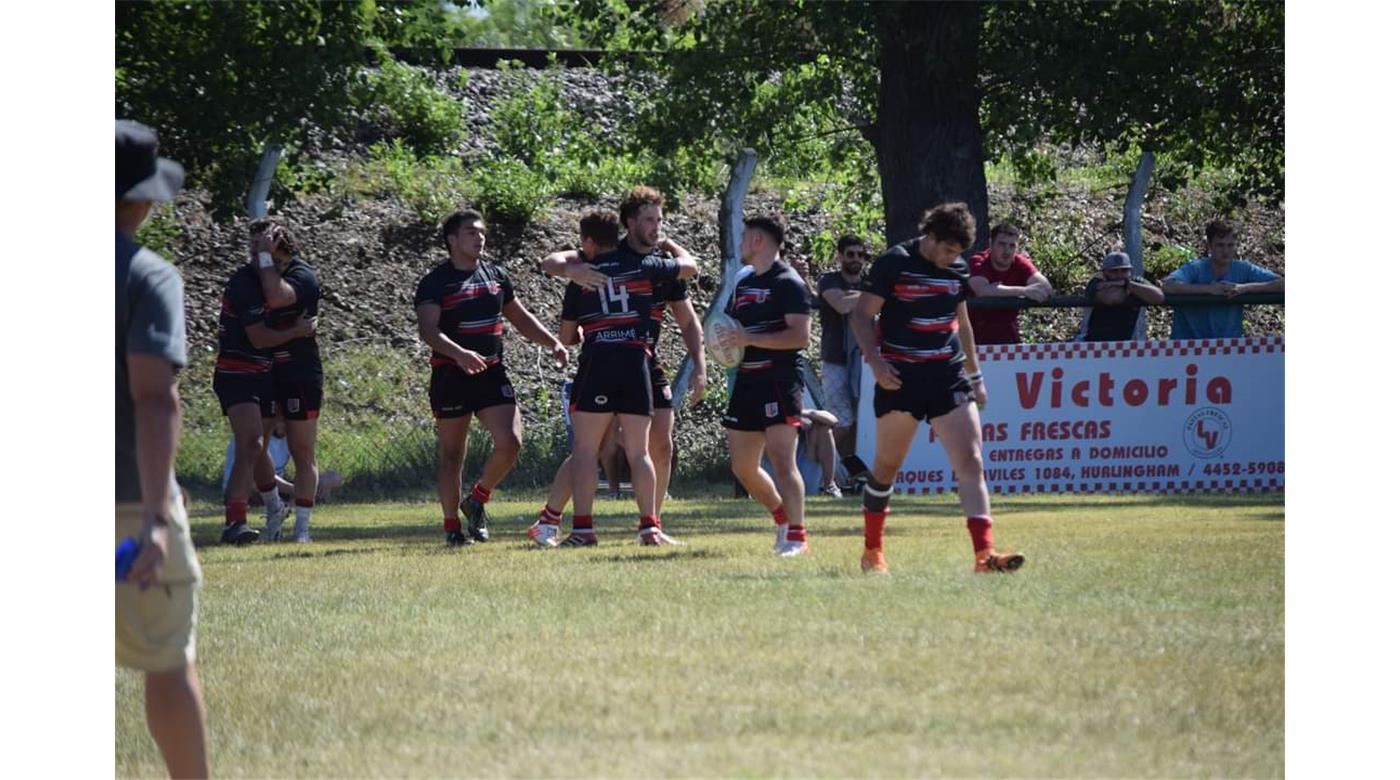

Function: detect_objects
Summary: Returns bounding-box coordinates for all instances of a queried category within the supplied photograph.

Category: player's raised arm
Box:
[250,222,299,308]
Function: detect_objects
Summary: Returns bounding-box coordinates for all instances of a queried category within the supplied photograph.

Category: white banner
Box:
[855,337,1284,494]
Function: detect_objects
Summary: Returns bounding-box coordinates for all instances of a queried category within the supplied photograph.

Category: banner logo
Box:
[1184,407,1233,458]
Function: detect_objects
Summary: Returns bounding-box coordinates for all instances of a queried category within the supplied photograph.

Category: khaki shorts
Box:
[115,496,202,672]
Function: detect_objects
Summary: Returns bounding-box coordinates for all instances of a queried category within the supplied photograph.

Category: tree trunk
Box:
[874,2,988,249]
[1123,150,1155,276]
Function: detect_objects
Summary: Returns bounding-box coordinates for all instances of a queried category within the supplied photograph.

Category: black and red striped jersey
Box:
[263,258,321,377]
[862,238,970,366]
[413,260,516,368]
[215,265,272,375]
[561,249,681,359]
[726,260,812,382]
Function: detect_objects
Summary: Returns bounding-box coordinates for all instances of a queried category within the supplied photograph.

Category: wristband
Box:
[257,251,274,269]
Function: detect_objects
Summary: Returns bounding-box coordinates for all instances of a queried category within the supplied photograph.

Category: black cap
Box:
[116,119,184,201]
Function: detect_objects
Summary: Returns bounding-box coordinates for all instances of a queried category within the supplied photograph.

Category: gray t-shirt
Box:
[116,230,186,502]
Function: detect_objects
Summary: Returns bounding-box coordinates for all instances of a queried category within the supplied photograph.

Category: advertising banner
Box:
[855,337,1284,494]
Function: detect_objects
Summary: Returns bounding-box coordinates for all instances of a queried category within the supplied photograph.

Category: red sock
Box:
[967,515,993,554]
[772,506,788,526]
[638,514,660,531]
[786,524,807,543]
[470,482,492,504]
[571,514,594,534]
[539,505,562,526]
[444,516,462,533]
[863,509,888,551]
[224,500,248,527]
[296,498,315,508]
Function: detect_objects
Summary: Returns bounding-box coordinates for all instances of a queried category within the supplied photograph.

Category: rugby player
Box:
[530,205,706,546]
[249,218,321,543]
[715,215,814,557]
[849,203,1025,574]
[215,225,317,545]
[554,188,699,547]
[414,209,568,546]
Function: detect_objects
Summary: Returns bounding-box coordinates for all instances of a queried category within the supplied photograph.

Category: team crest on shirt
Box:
[734,289,772,308]
[764,402,779,418]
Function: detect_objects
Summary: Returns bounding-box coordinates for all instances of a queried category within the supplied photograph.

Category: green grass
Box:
[116,493,1283,777]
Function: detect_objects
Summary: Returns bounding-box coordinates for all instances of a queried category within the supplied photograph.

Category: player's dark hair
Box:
[1205,219,1237,243]
[836,234,866,253]
[579,210,620,249]
[989,222,1020,241]
[920,203,976,249]
[249,217,299,256]
[743,214,785,248]
[619,186,664,224]
[441,209,485,251]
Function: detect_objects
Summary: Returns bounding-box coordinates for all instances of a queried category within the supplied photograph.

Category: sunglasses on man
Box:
[843,249,869,260]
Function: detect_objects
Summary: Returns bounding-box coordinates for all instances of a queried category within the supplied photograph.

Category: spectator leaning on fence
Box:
[816,235,869,490]
[1081,252,1165,342]
[1161,220,1284,339]
[966,223,1053,344]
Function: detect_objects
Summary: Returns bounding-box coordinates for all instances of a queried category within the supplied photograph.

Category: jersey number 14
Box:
[597,279,631,314]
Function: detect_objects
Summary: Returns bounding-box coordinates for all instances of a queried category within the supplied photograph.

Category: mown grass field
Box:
[116,493,1283,778]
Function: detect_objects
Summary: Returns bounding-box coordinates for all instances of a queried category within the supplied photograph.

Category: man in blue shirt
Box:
[1163,220,1284,339]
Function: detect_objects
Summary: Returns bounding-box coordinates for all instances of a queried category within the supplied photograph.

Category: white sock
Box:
[294,505,312,531]
[261,487,283,510]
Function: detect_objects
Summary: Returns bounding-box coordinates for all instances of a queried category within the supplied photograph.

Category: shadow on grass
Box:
[598,548,726,564]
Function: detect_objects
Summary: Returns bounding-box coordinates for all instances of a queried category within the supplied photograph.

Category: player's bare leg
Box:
[253,417,289,538]
[763,424,808,555]
[286,417,319,543]
[435,415,472,545]
[145,664,209,779]
[932,402,1023,572]
[861,412,921,573]
[650,407,675,512]
[530,451,574,546]
[222,403,264,544]
[618,413,671,545]
[727,429,790,550]
[560,411,614,546]
[461,403,522,542]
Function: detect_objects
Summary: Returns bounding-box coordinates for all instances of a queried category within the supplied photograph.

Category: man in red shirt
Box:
[966,223,1052,344]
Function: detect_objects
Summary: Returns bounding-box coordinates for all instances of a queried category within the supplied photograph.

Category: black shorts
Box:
[213,372,276,418]
[274,371,323,421]
[873,366,974,422]
[650,363,674,410]
[722,378,804,432]
[429,363,516,419]
[571,350,653,416]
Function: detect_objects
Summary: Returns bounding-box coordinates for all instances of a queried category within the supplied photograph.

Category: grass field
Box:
[115,493,1283,778]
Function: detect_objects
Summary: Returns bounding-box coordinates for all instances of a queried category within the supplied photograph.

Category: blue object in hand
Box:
[116,537,140,582]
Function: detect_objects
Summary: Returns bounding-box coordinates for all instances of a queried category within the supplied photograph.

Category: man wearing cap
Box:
[1080,252,1164,342]
[116,119,210,777]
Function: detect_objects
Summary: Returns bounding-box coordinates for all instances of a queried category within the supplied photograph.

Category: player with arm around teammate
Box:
[714,215,815,557]
[248,218,322,542]
[531,201,707,545]
[414,209,568,546]
[849,203,1025,575]
[553,189,700,547]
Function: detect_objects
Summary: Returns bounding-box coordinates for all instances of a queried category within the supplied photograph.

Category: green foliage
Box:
[352,55,465,155]
[1146,243,1195,281]
[117,0,381,215]
[133,202,183,257]
[347,140,472,223]
[468,158,552,223]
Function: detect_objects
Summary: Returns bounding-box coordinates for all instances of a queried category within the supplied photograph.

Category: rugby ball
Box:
[705,311,744,369]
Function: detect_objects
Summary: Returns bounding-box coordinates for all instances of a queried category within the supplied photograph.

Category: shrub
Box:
[355,141,472,223]
[353,59,464,156]
[469,158,551,223]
